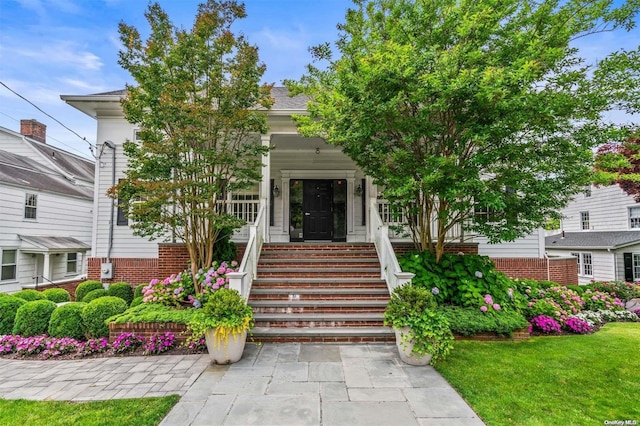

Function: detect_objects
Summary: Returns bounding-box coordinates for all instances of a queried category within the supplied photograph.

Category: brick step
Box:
[252,278,386,287]
[250,326,395,343]
[254,312,384,328]
[249,300,388,314]
[249,288,389,301]
[258,260,380,268]
[257,271,380,279]
[261,243,376,250]
[259,251,378,260]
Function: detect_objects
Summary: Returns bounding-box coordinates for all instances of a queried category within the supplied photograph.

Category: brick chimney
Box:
[20,119,46,143]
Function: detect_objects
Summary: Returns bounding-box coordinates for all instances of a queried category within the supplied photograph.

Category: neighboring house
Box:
[62,88,572,284]
[0,120,94,293]
[547,184,640,284]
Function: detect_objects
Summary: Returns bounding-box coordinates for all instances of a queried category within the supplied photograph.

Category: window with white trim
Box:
[633,254,640,280]
[629,206,640,229]
[1,249,17,281]
[580,211,590,230]
[24,193,37,219]
[572,252,593,277]
[67,253,78,274]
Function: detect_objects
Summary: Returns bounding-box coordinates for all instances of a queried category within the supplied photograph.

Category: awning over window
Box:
[18,235,91,253]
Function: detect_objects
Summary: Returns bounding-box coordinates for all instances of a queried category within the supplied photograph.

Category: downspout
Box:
[103,141,116,263]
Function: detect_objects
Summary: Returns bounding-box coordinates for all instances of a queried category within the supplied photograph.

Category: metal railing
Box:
[227,200,266,299]
[370,199,414,293]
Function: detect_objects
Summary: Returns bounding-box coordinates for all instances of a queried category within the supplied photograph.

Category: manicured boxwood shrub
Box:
[130,296,144,308]
[12,289,47,302]
[48,302,87,340]
[82,288,108,303]
[12,300,57,336]
[107,282,134,306]
[0,295,26,335]
[439,306,529,337]
[42,288,71,303]
[75,280,103,302]
[108,302,198,325]
[134,284,146,299]
[81,296,128,338]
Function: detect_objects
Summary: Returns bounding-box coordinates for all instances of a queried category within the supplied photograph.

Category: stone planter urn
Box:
[394,327,432,366]
[204,328,247,364]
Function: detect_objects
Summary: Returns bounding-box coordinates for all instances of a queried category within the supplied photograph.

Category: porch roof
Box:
[18,235,91,253]
[545,231,640,250]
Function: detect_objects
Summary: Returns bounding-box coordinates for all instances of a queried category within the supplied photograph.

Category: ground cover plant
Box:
[435,323,640,425]
[0,396,179,426]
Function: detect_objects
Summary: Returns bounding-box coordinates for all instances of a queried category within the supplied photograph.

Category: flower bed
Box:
[108,321,190,345]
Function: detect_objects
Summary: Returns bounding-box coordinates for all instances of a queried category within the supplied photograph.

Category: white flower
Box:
[475,271,483,278]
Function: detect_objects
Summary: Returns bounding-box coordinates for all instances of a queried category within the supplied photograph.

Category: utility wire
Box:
[0,81,96,156]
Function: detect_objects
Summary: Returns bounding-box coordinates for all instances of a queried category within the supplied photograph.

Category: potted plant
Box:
[187,288,253,364]
[384,282,454,365]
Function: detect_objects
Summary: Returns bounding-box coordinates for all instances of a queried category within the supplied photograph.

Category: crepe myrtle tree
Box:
[110,0,273,288]
[286,0,639,262]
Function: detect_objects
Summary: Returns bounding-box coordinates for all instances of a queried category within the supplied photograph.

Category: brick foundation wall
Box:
[89,243,247,285]
[548,257,579,285]
[108,322,191,344]
[492,258,549,281]
[88,257,159,285]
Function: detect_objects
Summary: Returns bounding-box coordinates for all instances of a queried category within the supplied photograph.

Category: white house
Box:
[546,184,640,284]
[62,88,554,285]
[0,120,94,293]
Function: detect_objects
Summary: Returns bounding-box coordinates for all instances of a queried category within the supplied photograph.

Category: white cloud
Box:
[58,78,106,93]
[13,41,103,71]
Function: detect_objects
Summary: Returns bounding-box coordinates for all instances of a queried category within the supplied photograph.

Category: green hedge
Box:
[12,300,57,336]
[75,280,103,302]
[42,288,71,303]
[107,282,134,306]
[108,303,198,325]
[48,302,87,340]
[0,296,26,335]
[82,288,108,303]
[133,284,146,299]
[81,296,128,338]
[440,306,529,337]
[12,289,46,302]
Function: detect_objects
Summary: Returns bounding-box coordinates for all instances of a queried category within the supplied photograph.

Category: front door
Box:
[303,180,333,240]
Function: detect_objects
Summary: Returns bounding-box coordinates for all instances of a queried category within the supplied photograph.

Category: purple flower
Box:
[484,294,493,305]
[431,287,439,295]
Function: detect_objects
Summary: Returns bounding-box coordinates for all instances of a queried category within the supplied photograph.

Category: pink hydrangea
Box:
[480,306,488,313]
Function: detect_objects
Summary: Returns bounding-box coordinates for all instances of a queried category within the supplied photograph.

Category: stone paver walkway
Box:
[0,343,485,425]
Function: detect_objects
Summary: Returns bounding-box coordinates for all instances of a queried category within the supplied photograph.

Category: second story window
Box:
[580,211,590,230]
[24,193,37,219]
[629,206,640,229]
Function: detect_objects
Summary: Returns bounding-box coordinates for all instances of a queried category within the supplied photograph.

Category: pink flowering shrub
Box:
[81,337,109,356]
[530,315,562,333]
[479,294,501,313]
[194,261,239,298]
[543,287,584,315]
[563,317,592,334]
[582,290,625,312]
[144,332,175,355]
[142,272,194,307]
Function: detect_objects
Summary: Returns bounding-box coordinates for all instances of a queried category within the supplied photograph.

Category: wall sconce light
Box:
[355,184,363,197]
[315,147,320,155]
[273,185,280,197]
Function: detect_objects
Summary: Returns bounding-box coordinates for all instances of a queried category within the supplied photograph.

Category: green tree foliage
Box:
[113,1,273,289]
[594,136,640,201]
[287,0,639,261]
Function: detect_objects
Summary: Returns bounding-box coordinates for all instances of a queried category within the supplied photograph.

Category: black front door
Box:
[303,180,333,240]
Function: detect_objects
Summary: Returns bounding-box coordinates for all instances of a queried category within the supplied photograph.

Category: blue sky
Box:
[0,0,638,159]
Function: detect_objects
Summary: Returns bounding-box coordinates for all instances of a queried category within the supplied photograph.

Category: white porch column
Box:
[42,253,51,282]
[366,176,376,242]
[347,177,355,236]
[261,134,271,242]
[282,177,291,237]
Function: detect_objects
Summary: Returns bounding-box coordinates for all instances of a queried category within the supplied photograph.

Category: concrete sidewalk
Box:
[160,343,485,426]
[0,343,485,425]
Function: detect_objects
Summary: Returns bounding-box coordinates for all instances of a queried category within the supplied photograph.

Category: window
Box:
[572,252,593,277]
[24,193,37,219]
[629,207,640,229]
[580,211,590,230]
[633,254,640,280]
[1,249,17,281]
[67,253,77,274]
[116,179,128,226]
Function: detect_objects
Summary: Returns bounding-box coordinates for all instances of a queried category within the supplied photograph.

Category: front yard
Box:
[435,322,640,425]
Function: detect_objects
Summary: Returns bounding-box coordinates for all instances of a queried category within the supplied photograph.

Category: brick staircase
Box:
[249,243,394,343]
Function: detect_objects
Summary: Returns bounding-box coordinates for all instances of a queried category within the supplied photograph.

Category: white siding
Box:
[0,131,33,158]
[94,118,158,258]
[561,185,639,232]
[0,183,92,291]
[475,228,544,258]
[546,248,615,285]
[613,243,640,282]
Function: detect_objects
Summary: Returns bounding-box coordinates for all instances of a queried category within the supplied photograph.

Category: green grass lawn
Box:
[0,395,179,426]
[434,322,640,426]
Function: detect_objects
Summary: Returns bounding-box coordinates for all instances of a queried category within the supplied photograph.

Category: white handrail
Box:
[370,199,414,294]
[227,200,266,299]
